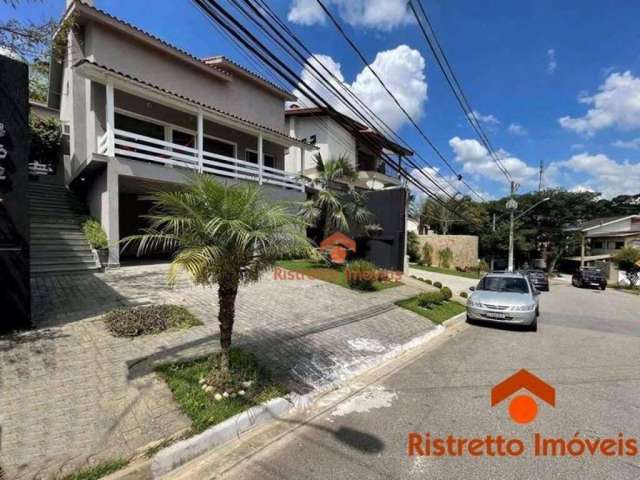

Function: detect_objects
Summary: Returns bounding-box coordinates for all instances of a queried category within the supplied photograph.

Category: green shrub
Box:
[29,115,62,164]
[82,218,108,250]
[407,231,421,263]
[478,259,490,272]
[421,243,433,266]
[345,260,378,291]
[438,247,453,269]
[612,247,640,288]
[440,286,452,300]
[104,305,201,337]
[433,281,442,288]
[417,291,444,308]
[460,291,469,299]
[426,279,433,285]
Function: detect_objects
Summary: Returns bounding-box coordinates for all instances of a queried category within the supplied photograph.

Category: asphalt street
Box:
[212,282,640,480]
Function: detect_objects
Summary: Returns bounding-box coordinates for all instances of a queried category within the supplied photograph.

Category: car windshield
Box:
[477,276,530,294]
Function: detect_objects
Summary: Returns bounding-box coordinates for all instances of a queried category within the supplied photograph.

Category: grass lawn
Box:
[411,264,483,280]
[156,349,287,433]
[396,296,466,325]
[275,259,403,292]
[62,459,128,480]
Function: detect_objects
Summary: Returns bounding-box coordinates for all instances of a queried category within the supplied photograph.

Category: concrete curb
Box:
[443,311,467,329]
[151,397,293,478]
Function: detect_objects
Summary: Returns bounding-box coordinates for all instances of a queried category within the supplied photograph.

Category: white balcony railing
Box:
[97,129,304,191]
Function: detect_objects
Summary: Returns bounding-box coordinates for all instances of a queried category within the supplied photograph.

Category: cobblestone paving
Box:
[1,264,435,479]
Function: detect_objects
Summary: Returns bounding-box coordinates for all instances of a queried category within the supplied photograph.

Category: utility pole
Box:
[490,213,496,271]
[507,181,518,272]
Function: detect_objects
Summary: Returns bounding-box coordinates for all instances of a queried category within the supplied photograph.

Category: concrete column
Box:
[106,159,120,267]
[105,79,115,157]
[580,233,585,267]
[197,110,204,173]
[258,131,264,185]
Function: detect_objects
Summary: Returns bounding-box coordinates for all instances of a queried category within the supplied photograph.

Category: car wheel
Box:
[529,317,538,332]
[466,315,474,325]
[600,284,607,291]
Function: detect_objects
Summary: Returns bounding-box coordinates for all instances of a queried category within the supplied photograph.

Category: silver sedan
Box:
[466,272,540,331]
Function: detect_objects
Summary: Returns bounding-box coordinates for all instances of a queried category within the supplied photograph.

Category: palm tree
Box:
[300,155,376,240]
[124,175,312,379]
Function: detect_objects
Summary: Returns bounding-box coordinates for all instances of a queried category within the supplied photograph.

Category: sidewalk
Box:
[1,264,437,480]
[408,266,478,295]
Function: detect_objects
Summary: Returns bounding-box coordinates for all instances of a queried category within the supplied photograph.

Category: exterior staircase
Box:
[29,181,100,275]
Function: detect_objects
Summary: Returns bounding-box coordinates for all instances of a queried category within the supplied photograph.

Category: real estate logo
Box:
[319,232,356,264]
[407,368,638,458]
[491,369,555,424]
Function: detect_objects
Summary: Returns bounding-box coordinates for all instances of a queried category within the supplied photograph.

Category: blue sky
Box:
[4,0,640,199]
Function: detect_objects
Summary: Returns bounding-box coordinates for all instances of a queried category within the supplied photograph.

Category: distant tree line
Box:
[417,189,640,272]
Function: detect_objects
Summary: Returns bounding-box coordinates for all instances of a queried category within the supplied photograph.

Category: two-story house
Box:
[284,106,413,190]
[564,214,640,280]
[38,0,315,270]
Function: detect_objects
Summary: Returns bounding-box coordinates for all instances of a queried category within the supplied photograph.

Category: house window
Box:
[204,137,235,158]
[615,241,625,249]
[592,240,603,249]
[115,113,164,140]
[172,130,195,149]
[245,150,275,168]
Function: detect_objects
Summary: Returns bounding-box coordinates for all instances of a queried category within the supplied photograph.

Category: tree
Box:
[612,247,640,288]
[407,230,420,262]
[300,155,375,241]
[1,1,74,101]
[123,176,312,379]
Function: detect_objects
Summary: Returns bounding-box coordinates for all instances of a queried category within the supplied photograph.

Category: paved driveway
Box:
[214,282,640,480]
[0,264,435,479]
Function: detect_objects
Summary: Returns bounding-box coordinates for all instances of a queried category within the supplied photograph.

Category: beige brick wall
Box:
[417,234,479,269]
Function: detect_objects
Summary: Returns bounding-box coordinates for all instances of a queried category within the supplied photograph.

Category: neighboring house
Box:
[284,106,413,190]
[407,214,420,234]
[564,214,640,279]
[45,0,314,267]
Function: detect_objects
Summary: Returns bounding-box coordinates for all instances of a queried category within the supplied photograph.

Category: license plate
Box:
[485,312,507,319]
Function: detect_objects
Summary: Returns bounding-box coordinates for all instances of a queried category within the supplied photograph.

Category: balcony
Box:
[97,128,303,191]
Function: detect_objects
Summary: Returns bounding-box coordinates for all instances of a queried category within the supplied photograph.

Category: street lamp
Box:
[507,196,551,272]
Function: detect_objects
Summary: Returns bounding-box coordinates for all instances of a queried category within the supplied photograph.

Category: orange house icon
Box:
[491,369,555,424]
[319,232,356,264]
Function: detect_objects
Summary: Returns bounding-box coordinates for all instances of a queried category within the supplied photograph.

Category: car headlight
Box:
[467,299,483,308]
[511,304,536,312]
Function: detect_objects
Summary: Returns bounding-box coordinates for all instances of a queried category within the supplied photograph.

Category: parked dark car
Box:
[520,269,550,292]
[572,267,607,290]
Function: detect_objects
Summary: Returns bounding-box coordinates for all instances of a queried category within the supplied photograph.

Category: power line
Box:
[233,0,477,203]
[227,0,465,204]
[408,0,513,182]
[314,0,485,201]
[191,0,482,226]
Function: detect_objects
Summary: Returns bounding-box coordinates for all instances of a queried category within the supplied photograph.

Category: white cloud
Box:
[448,136,538,186]
[547,48,557,74]
[293,45,428,130]
[547,152,640,198]
[559,71,640,136]
[469,110,500,126]
[288,0,414,31]
[612,138,640,149]
[569,184,595,193]
[507,123,528,136]
[570,143,585,150]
